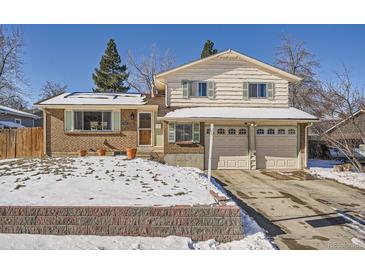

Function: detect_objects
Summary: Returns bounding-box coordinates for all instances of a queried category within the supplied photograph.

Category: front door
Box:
[138,112,152,146]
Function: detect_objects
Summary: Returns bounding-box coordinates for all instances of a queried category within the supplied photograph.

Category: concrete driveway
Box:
[212,170,365,250]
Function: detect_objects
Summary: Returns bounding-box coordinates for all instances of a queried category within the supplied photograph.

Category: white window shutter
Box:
[64,110,73,131]
[267,82,275,99]
[207,81,215,99]
[113,111,121,131]
[168,122,176,143]
[242,82,249,99]
[182,81,189,98]
[193,122,200,143]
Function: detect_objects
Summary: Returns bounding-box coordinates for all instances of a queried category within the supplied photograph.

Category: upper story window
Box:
[190,82,207,97]
[249,83,266,98]
[74,111,112,131]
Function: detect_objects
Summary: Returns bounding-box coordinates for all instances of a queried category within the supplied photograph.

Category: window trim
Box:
[248,82,267,99]
[189,81,208,98]
[175,122,193,143]
[68,110,115,132]
[14,118,22,124]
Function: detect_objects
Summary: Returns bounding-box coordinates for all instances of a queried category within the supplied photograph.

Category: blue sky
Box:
[20,25,365,103]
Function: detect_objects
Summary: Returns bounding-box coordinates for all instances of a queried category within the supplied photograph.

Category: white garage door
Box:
[205,126,249,170]
[256,127,298,169]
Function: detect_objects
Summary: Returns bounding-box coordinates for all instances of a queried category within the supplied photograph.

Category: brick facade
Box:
[163,121,205,154]
[45,108,137,155]
[0,205,244,242]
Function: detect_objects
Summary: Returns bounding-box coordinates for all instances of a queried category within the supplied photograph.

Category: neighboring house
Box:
[24,109,44,127]
[35,49,318,170]
[0,105,41,129]
[325,109,365,144]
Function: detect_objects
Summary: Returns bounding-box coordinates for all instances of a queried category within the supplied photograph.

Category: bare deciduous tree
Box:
[275,34,320,113]
[313,66,365,171]
[0,25,28,109]
[127,44,175,95]
[39,81,68,100]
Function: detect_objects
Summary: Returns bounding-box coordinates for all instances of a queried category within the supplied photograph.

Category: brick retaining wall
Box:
[0,205,244,242]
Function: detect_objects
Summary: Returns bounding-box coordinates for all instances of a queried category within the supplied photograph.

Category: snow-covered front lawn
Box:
[0,156,222,206]
[308,159,365,190]
[0,156,275,250]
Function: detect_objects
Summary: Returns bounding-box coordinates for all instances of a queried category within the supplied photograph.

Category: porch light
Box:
[130,112,135,120]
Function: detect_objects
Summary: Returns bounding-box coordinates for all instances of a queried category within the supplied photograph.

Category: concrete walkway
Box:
[212,169,365,250]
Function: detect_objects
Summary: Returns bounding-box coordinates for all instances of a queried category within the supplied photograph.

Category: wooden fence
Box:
[0,127,44,159]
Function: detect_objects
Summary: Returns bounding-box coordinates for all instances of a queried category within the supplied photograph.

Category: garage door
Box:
[205,126,249,170]
[256,127,298,169]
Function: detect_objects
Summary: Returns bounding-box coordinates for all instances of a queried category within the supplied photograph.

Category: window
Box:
[249,83,267,98]
[256,128,264,135]
[206,128,210,134]
[73,111,112,131]
[288,129,296,135]
[14,118,22,124]
[239,128,247,135]
[228,128,236,135]
[217,128,225,135]
[267,128,275,135]
[176,123,193,142]
[189,81,207,97]
[278,129,286,135]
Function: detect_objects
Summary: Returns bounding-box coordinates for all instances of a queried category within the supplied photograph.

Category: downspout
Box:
[165,83,168,107]
[207,123,214,181]
[304,123,313,169]
[42,107,47,157]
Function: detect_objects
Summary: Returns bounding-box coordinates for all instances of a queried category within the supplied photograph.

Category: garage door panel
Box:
[205,126,249,170]
[256,127,298,170]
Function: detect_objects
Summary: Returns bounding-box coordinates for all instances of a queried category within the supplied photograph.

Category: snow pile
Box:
[0,232,273,250]
[0,156,225,206]
[308,159,365,189]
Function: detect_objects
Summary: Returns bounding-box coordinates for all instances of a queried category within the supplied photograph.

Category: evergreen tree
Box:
[92,39,129,93]
[200,40,218,58]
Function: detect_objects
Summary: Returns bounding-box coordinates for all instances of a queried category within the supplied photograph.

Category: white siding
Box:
[165,56,289,107]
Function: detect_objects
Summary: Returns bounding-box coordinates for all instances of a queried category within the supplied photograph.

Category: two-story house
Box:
[35,49,318,170]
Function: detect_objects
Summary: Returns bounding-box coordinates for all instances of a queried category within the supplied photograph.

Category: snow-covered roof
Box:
[164,107,318,121]
[0,105,40,119]
[0,121,25,128]
[35,92,146,106]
